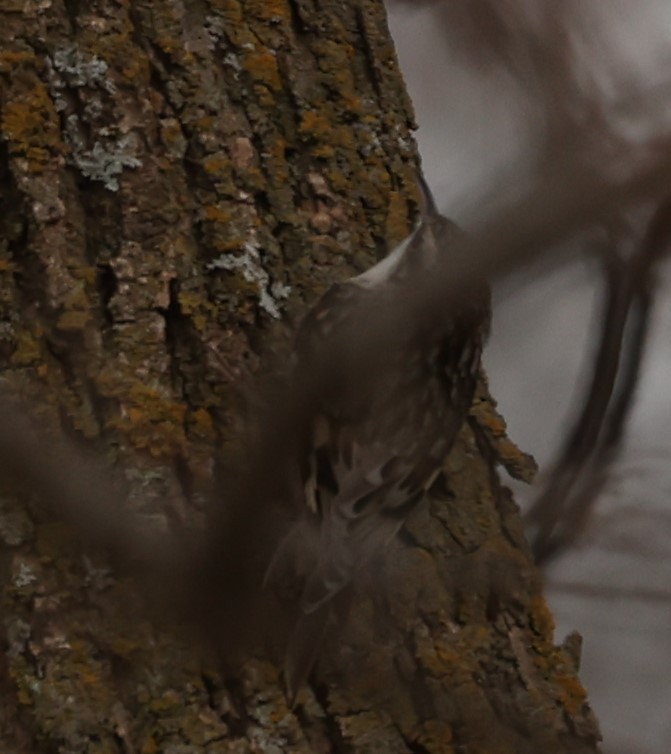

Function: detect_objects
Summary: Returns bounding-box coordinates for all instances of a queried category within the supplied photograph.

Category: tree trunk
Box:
[0,1,601,752]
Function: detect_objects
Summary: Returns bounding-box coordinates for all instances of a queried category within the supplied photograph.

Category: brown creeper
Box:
[269,173,490,703]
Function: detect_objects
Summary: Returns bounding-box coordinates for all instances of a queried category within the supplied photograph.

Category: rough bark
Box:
[0,1,600,752]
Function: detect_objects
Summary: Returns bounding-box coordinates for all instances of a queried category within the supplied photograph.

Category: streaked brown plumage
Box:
[269,174,490,703]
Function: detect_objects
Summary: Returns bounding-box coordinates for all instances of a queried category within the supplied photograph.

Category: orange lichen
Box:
[310,143,334,159]
[1,80,63,168]
[202,205,233,224]
[555,670,589,716]
[247,0,290,23]
[101,383,189,458]
[413,720,455,753]
[56,310,91,331]
[529,593,556,638]
[120,52,150,82]
[0,50,34,70]
[140,737,158,754]
[188,408,215,440]
[11,332,42,366]
[202,152,230,175]
[298,110,332,138]
[155,35,181,56]
[243,50,282,91]
[385,189,411,245]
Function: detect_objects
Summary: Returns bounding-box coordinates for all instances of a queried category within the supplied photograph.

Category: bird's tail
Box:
[283,602,332,707]
[263,519,337,705]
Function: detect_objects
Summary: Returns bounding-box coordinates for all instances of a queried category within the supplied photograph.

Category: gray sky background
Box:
[387,3,671,752]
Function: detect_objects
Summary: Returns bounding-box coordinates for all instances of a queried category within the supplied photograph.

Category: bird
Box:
[266,172,491,704]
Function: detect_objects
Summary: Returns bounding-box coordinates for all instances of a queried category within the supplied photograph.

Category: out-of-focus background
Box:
[386,3,671,753]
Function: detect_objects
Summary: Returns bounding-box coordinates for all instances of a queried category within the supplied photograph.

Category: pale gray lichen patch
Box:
[247,726,286,754]
[208,237,290,319]
[48,45,142,191]
[12,557,38,589]
[81,555,114,592]
[270,280,292,302]
[51,45,116,93]
[64,115,142,191]
[5,616,31,658]
[223,52,242,76]
[0,495,34,546]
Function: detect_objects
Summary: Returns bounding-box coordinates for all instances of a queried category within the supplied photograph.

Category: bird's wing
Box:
[282,434,424,706]
[299,421,427,615]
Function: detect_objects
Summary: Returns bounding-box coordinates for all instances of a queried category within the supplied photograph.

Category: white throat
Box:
[352,227,418,289]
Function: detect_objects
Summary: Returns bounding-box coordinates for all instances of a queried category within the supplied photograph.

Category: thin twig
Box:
[528,197,671,563]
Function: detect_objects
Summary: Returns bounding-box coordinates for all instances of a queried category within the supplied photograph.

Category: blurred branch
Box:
[0,400,165,566]
[548,579,671,605]
[390,0,671,569]
[527,198,671,563]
